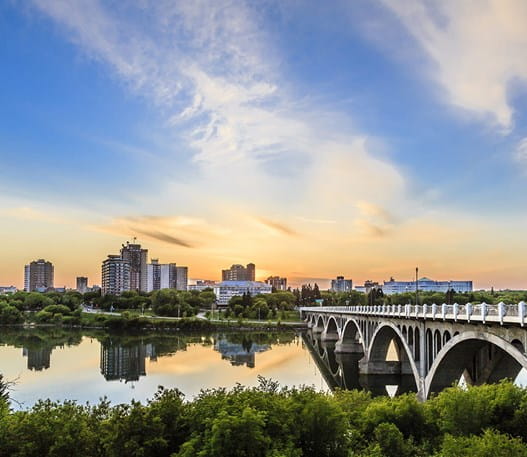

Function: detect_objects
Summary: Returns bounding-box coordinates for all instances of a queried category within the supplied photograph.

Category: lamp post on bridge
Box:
[415,267,419,307]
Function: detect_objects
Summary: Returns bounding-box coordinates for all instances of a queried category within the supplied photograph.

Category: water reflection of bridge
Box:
[302,332,416,396]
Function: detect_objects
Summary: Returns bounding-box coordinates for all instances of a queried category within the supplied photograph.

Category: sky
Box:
[1,0,527,290]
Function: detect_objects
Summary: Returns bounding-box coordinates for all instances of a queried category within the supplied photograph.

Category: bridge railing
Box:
[300,301,527,326]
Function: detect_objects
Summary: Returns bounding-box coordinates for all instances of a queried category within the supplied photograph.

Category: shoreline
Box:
[1,318,308,333]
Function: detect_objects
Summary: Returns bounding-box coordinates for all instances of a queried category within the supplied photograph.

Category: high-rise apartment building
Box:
[175,266,188,291]
[102,255,131,296]
[222,263,255,281]
[76,277,88,293]
[330,276,353,293]
[24,259,54,292]
[146,260,177,292]
[265,276,288,291]
[120,241,148,292]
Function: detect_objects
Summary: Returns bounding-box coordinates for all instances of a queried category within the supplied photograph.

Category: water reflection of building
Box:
[214,337,270,368]
[100,341,147,382]
[23,347,52,371]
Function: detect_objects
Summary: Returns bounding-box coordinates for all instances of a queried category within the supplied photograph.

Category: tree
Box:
[439,429,527,457]
[313,283,321,300]
[0,374,9,403]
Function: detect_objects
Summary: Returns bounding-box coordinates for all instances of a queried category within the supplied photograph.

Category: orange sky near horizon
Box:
[1,204,526,291]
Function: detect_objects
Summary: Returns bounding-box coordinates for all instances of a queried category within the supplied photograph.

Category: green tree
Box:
[438,429,527,457]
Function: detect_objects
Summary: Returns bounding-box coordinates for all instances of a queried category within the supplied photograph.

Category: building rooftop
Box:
[216,281,270,287]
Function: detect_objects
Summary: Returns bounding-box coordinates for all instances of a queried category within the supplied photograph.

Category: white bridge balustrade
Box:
[301,302,527,400]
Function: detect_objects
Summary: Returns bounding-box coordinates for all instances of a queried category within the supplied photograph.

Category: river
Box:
[2,327,527,409]
[0,328,327,408]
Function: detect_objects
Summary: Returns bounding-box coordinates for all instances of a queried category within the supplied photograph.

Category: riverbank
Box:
[8,311,308,333]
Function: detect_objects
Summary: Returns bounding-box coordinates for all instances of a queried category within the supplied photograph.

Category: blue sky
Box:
[1,0,527,289]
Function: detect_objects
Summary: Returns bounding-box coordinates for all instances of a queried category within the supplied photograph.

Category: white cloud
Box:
[515,137,527,166]
[381,0,527,131]
[27,0,411,234]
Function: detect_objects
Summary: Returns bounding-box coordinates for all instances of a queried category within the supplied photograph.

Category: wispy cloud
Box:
[94,215,231,249]
[133,229,193,248]
[296,216,337,225]
[515,138,527,169]
[255,217,298,237]
[354,200,395,238]
[380,0,527,131]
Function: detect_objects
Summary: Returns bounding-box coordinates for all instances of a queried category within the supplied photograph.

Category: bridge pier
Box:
[359,360,414,376]
[335,338,363,353]
[321,330,339,342]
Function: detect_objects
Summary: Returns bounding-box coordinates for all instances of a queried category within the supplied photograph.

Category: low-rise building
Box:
[188,280,217,292]
[213,280,272,307]
[330,276,353,293]
[0,286,18,295]
[355,280,381,294]
[382,277,473,295]
[265,276,288,291]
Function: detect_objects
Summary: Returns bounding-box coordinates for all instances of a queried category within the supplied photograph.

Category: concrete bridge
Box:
[301,303,527,400]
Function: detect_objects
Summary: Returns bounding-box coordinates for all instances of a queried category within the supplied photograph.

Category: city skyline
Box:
[2,2,527,290]
[3,245,479,291]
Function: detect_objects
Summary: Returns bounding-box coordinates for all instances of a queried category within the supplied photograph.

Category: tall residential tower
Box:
[24,259,54,292]
[102,255,131,296]
[120,241,148,292]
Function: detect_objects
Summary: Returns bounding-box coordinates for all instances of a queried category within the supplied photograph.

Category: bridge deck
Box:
[301,302,527,327]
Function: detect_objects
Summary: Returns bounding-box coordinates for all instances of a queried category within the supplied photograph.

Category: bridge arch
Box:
[321,316,340,342]
[325,316,339,334]
[338,318,366,353]
[367,322,421,391]
[425,331,527,399]
[414,327,420,361]
[314,315,325,332]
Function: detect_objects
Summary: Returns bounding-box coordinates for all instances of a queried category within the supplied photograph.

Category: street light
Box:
[415,267,419,307]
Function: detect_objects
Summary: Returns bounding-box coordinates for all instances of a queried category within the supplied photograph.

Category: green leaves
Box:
[2,382,527,456]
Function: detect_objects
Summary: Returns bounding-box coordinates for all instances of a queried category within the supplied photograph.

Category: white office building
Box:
[146,260,177,292]
[213,281,272,307]
[382,277,473,295]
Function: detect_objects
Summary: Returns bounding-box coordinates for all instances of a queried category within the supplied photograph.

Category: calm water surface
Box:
[0,329,328,408]
[3,328,527,408]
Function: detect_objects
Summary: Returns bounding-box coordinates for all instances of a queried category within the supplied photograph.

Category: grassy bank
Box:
[32,311,306,332]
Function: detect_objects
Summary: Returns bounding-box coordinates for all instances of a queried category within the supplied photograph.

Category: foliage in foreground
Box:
[1,380,527,456]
